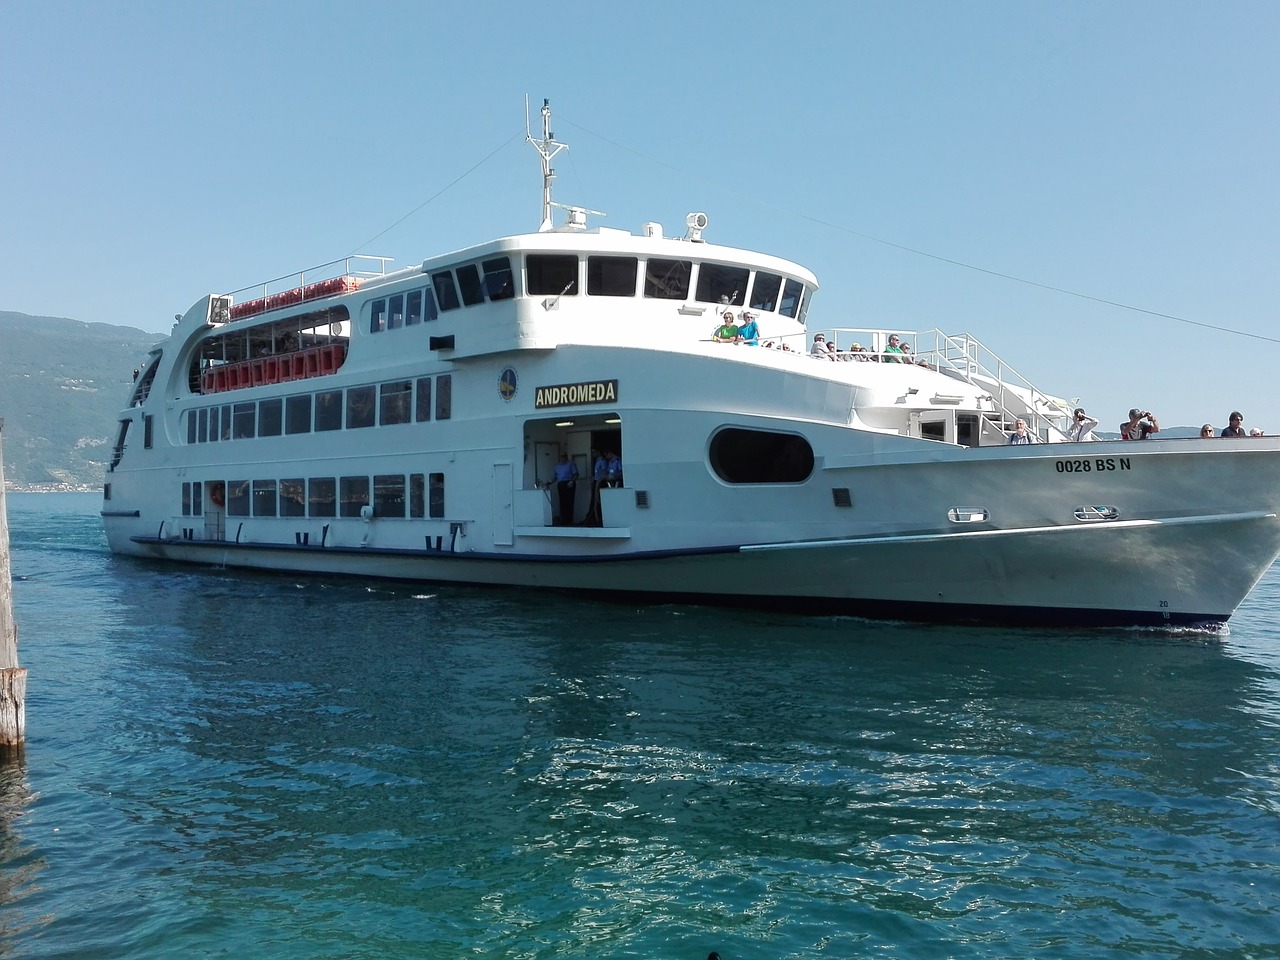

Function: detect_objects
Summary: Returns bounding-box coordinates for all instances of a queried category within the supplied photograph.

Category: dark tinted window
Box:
[227,480,250,516]
[252,479,277,516]
[482,257,514,301]
[258,398,282,437]
[429,472,445,518]
[750,272,783,312]
[415,378,432,422]
[644,258,691,299]
[280,479,306,517]
[370,299,387,333]
[187,412,197,445]
[780,279,804,319]
[587,256,638,297]
[340,476,370,517]
[346,385,376,429]
[527,254,578,296]
[709,428,814,484]
[410,473,425,518]
[374,475,406,518]
[433,271,461,311]
[456,264,484,306]
[315,390,343,431]
[379,381,412,425]
[286,394,312,434]
[406,289,423,325]
[388,294,405,329]
[232,403,255,439]
[308,477,336,517]
[696,263,749,306]
[435,374,452,421]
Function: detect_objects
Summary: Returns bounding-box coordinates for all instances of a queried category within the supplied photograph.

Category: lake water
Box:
[2,492,1279,959]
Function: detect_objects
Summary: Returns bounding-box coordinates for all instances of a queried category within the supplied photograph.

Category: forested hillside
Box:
[0,310,158,488]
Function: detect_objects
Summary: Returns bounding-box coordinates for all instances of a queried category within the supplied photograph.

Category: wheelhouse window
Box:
[780,279,805,319]
[433,271,461,311]
[527,254,578,297]
[456,264,485,306]
[587,256,638,297]
[696,263,749,306]
[482,257,514,300]
[644,258,691,300]
[709,428,814,484]
[750,272,783,312]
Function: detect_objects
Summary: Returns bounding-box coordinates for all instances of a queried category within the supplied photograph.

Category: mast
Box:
[526,97,568,232]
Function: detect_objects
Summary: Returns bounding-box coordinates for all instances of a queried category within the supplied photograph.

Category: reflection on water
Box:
[2,493,1279,958]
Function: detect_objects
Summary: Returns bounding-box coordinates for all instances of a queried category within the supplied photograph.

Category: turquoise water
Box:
[2,492,1279,959]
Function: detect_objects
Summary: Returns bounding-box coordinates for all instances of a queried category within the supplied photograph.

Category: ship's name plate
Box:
[535,379,618,409]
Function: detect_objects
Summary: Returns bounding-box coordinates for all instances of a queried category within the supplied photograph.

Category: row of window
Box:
[367,254,807,334]
[183,473,446,520]
[185,375,453,443]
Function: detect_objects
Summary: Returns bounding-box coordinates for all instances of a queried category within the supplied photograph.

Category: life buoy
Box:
[209,481,226,507]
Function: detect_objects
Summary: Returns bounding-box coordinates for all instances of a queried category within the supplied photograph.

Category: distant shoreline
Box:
[3,483,99,494]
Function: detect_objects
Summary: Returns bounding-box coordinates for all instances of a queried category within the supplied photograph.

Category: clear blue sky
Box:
[3,1,1278,430]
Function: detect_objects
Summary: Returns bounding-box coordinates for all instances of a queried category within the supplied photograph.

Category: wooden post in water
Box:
[0,419,26,759]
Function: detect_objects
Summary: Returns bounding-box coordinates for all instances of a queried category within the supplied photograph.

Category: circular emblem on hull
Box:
[498,367,518,401]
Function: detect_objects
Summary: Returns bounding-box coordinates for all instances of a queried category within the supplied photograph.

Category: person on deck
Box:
[1068,408,1099,442]
[737,311,760,345]
[1121,408,1159,440]
[1007,418,1035,444]
[712,311,740,343]
[882,334,905,363]
[553,453,578,525]
[1221,411,1246,437]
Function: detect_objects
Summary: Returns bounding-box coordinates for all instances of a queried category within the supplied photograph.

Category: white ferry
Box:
[102,102,1280,628]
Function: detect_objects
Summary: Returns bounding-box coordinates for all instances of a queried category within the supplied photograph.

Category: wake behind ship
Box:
[101,102,1280,628]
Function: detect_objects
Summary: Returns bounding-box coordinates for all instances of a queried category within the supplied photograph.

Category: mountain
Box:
[0,311,159,489]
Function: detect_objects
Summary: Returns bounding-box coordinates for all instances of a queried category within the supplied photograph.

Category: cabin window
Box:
[220,406,232,441]
[695,263,749,306]
[370,299,387,333]
[644,258,691,300]
[227,480,251,517]
[415,378,433,422]
[182,482,192,516]
[315,390,343,431]
[280,479,306,517]
[187,412,197,445]
[232,403,255,439]
[340,476,370,517]
[421,285,439,321]
[258,398,283,437]
[750,272,783,312]
[346,385,376,429]
[432,271,460,311]
[482,257,514,301]
[308,477,336,517]
[587,256,638,297]
[197,408,208,443]
[410,473,425,518]
[780,279,804,319]
[709,428,814,484]
[374,475,406,518]
[435,375,452,420]
[527,254,578,297]
[286,394,312,434]
[406,290,423,325]
[192,481,202,515]
[143,415,154,449]
[379,381,412,426]
[252,480,278,517]
[388,294,405,330]
[429,472,445,518]
[456,264,484,306]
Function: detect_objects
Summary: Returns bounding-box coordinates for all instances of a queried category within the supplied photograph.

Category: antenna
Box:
[526,96,569,232]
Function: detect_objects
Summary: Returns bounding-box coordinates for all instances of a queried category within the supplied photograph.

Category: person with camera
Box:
[1121,407,1160,440]
[1068,407,1099,442]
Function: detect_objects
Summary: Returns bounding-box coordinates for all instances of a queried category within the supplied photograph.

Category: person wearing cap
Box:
[849,341,870,361]
[1221,411,1246,438]
[711,310,740,343]
[737,310,760,346]
[1250,427,1264,436]
[1120,407,1159,440]
[1068,407,1098,442]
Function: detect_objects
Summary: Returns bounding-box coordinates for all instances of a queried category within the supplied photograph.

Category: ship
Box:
[101,101,1280,628]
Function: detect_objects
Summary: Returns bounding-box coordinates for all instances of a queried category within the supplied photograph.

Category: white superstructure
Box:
[101,103,1280,628]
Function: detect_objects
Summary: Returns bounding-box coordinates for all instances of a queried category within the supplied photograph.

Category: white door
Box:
[492,462,514,545]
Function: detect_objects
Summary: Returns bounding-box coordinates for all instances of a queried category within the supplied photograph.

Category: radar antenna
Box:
[526,96,569,232]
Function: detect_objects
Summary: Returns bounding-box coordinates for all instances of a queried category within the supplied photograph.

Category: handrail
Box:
[225,255,394,305]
